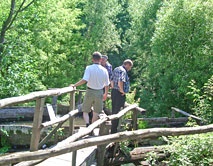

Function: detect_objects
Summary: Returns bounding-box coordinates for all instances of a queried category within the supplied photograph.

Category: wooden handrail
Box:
[125,102,146,113]
[171,107,203,121]
[57,104,138,147]
[41,109,80,128]
[0,124,212,165]
[0,86,75,109]
[12,104,138,166]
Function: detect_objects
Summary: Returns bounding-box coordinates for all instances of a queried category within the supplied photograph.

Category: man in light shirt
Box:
[72,52,110,127]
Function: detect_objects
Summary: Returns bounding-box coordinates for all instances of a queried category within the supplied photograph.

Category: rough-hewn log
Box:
[30,98,45,151]
[125,102,146,113]
[171,107,202,121]
[41,109,79,128]
[38,122,63,149]
[107,146,167,166]
[0,107,49,121]
[46,103,56,121]
[97,121,111,166]
[0,124,212,165]
[0,86,75,109]
[9,104,138,166]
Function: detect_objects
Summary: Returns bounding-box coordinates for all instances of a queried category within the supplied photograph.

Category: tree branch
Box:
[0,0,15,53]
[20,0,37,12]
[6,0,26,31]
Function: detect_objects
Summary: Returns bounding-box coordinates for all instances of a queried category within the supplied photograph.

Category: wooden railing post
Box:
[52,96,57,113]
[69,91,75,135]
[30,98,45,151]
[97,121,111,166]
[69,90,76,166]
[132,109,138,130]
[171,109,175,118]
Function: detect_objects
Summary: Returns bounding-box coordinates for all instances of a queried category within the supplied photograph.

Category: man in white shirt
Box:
[72,52,110,127]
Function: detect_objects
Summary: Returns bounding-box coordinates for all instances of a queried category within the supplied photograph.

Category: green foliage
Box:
[187,76,213,124]
[120,140,132,155]
[0,129,11,154]
[146,151,160,165]
[162,133,213,166]
[131,0,213,116]
[138,120,148,129]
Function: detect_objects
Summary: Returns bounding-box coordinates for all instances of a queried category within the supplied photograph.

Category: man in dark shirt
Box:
[100,55,112,81]
[110,59,133,133]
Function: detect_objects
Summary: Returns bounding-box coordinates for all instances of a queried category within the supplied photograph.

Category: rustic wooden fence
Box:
[0,86,145,166]
[0,87,212,166]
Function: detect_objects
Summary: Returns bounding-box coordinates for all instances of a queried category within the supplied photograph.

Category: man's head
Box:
[123,59,133,71]
[92,52,102,63]
[101,55,108,66]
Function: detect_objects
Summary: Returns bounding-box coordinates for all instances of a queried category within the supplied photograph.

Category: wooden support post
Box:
[30,98,45,152]
[97,121,111,166]
[113,118,122,157]
[132,109,138,130]
[52,96,57,113]
[69,91,75,135]
[69,91,76,166]
[171,110,175,118]
[38,122,63,149]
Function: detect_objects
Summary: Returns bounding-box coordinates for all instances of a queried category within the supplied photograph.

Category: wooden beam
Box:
[0,86,75,109]
[97,121,111,166]
[38,122,64,149]
[41,109,79,128]
[30,98,45,152]
[171,107,203,121]
[10,104,138,165]
[0,124,213,165]
[125,102,146,113]
[46,103,56,121]
[107,146,167,165]
[69,91,76,166]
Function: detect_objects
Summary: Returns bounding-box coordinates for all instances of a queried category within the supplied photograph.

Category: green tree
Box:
[0,0,43,98]
[138,0,213,116]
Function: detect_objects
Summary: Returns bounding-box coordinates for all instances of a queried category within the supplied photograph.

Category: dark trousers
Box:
[111,89,126,134]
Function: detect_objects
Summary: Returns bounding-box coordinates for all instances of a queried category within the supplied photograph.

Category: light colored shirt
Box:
[83,64,110,90]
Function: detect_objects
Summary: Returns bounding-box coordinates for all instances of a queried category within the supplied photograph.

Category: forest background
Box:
[0,0,212,118]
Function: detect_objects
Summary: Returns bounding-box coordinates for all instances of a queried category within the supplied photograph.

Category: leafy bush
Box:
[0,129,11,154]
[162,133,213,166]
[187,75,213,124]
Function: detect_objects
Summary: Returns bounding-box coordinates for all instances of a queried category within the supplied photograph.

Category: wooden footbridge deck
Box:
[0,86,212,166]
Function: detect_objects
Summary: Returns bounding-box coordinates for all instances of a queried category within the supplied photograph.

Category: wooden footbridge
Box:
[0,86,212,166]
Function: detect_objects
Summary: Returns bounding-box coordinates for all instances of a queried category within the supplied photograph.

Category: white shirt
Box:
[83,64,110,90]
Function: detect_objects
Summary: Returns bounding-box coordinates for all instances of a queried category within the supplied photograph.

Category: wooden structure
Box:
[0,86,144,166]
[0,87,212,166]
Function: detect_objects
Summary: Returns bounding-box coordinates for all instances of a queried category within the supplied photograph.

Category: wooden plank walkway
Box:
[36,127,100,166]
[36,146,97,166]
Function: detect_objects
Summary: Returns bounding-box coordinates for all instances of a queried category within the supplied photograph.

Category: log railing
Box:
[0,86,144,166]
[171,107,203,124]
[0,124,213,166]
[0,86,77,155]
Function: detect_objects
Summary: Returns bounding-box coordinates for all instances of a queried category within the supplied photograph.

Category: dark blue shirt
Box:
[111,66,130,93]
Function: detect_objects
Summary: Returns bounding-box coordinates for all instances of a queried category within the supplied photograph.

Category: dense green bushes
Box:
[161,133,213,166]
[127,0,213,116]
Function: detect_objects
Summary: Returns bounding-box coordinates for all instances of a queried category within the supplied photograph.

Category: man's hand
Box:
[119,90,126,96]
[69,84,75,87]
[103,93,107,101]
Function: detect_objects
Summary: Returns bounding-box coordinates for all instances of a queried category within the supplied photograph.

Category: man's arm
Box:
[70,79,87,87]
[118,81,125,95]
[103,86,109,101]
